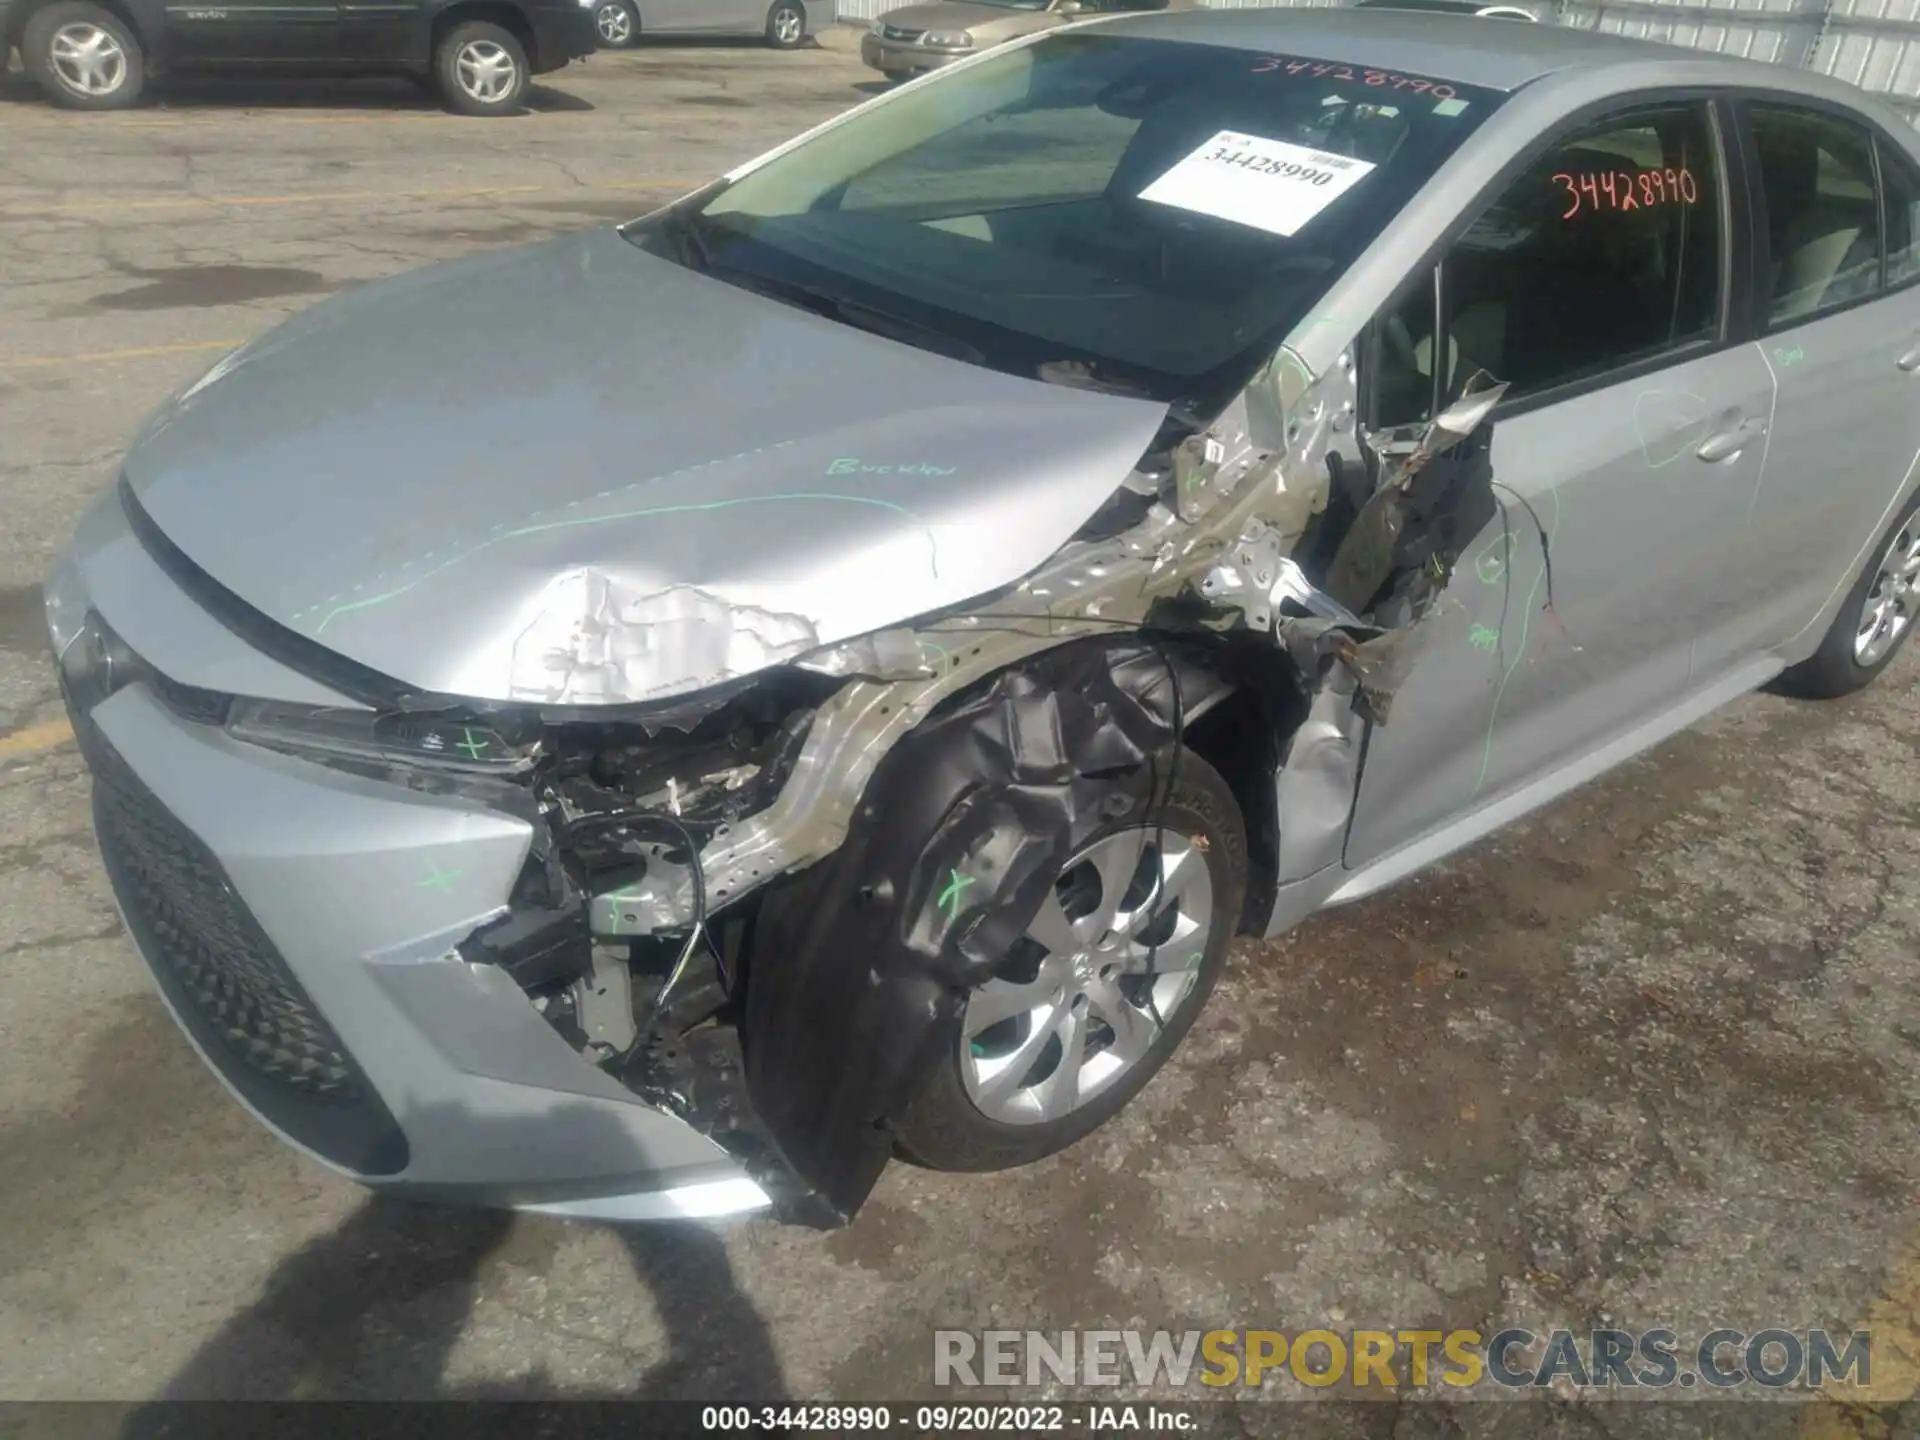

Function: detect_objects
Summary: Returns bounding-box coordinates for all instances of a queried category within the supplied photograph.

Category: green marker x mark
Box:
[455,726,490,761]
[936,867,976,922]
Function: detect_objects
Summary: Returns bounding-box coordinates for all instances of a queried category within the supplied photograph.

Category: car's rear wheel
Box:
[435,21,528,116]
[594,0,638,48]
[1776,487,1920,699]
[765,0,805,48]
[896,750,1246,1172]
[24,1,145,110]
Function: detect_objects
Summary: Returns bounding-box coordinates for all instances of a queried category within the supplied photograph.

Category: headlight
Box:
[55,609,145,715]
[923,28,972,46]
[226,699,537,777]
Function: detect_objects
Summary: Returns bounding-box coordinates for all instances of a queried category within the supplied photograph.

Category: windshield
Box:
[630,32,1502,417]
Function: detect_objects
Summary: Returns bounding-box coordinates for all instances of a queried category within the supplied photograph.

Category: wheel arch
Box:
[429,0,539,69]
[10,0,163,63]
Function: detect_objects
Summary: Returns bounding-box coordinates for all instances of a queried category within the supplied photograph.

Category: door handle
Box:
[1694,419,1764,464]
[1898,344,1920,373]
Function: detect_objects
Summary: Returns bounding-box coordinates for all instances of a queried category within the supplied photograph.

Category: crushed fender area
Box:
[742,639,1245,1221]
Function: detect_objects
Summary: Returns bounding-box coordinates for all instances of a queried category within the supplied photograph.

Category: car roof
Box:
[1089,6,1851,98]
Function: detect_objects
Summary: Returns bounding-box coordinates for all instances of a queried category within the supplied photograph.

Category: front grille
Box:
[881,23,924,40]
[82,724,408,1175]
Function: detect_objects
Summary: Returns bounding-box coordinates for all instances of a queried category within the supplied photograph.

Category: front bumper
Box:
[49,491,768,1223]
[529,3,600,70]
[860,32,970,76]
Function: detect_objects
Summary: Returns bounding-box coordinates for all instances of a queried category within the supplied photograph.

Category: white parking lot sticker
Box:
[1139,130,1377,238]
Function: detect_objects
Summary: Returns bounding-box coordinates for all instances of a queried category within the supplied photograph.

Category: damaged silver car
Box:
[46,8,1920,1226]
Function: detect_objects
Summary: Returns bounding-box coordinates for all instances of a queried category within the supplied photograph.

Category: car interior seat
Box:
[1762,130,1878,320]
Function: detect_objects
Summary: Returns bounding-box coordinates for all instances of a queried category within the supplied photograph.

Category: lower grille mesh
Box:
[83,724,408,1174]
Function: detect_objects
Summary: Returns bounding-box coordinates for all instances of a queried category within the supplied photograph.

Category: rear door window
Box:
[1746,104,1881,325]
[1881,137,1920,289]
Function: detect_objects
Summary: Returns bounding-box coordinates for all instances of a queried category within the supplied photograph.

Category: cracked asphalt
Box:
[3,30,1919,1435]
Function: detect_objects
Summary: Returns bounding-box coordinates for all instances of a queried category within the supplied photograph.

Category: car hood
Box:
[122,228,1167,707]
[879,1,1056,32]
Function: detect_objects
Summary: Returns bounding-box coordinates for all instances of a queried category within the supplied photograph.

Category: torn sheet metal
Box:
[741,639,1195,1218]
[596,343,1367,940]
[510,573,820,706]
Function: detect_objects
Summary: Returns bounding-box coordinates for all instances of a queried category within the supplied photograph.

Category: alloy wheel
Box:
[960,824,1214,1125]
[771,6,803,43]
[1855,515,1920,666]
[455,39,517,103]
[49,21,126,97]
[595,3,633,44]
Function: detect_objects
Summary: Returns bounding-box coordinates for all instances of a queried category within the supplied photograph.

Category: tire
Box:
[23,1,145,111]
[593,0,638,48]
[1775,487,1920,699]
[895,748,1247,1172]
[434,20,528,117]
[764,0,805,48]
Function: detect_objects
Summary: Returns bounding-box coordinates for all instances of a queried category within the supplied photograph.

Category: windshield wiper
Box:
[660,209,715,272]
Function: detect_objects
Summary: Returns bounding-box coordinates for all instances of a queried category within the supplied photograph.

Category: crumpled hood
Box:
[123,229,1167,706]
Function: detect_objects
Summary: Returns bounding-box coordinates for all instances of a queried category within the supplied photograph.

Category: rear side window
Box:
[1882,139,1920,288]
[1373,101,1723,422]
[1747,105,1880,324]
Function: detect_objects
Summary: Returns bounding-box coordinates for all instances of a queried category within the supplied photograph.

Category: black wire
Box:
[1490,480,1557,616]
[560,808,716,991]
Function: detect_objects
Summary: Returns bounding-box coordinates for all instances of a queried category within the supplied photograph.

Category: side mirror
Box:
[1055,2,1083,14]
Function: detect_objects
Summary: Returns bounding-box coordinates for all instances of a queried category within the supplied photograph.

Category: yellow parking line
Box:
[0,339,243,371]
[0,719,74,760]
[5,178,694,218]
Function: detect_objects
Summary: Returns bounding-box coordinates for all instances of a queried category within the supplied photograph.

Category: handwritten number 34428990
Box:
[1553,166,1699,220]
[1249,55,1458,101]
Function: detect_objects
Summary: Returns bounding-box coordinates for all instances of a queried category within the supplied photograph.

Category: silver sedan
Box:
[46,8,1920,1226]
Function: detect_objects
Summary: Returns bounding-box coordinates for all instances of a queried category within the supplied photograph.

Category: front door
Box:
[166,0,340,62]
[1345,96,1777,868]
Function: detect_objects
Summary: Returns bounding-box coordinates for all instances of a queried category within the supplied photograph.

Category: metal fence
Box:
[829,0,1920,124]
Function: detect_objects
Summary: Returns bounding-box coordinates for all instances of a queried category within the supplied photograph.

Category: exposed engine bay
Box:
[447,342,1516,1226]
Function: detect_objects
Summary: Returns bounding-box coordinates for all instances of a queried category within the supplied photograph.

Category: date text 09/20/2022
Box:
[700,1407,1193,1432]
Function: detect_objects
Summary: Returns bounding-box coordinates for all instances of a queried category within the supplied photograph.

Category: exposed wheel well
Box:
[1149,636,1308,940]
[431,2,539,70]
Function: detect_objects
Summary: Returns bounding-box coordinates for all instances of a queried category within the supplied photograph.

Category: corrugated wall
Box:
[831,0,1920,125]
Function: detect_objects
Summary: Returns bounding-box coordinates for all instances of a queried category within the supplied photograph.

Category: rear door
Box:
[635,0,739,32]
[166,0,339,61]
[1718,100,1920,669]
[1345,96,1778,867]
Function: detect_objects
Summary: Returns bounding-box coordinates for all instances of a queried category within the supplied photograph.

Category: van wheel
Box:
[24,1,145,110]
[765,0,805,48]
[435,21,528,116]
[1776,487,1920,699]
[895,750,1247,1172]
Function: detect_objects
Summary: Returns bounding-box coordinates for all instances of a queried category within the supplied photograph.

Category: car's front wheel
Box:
[1776,487,1920,699]
[23,1,145,110]
[765,0,806,48]
[594,0,638,48]
[896,750,1247,1172]
[435,21,529,116]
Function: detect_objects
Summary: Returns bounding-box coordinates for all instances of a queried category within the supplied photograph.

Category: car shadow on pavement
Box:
[114,1094,785,1422]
